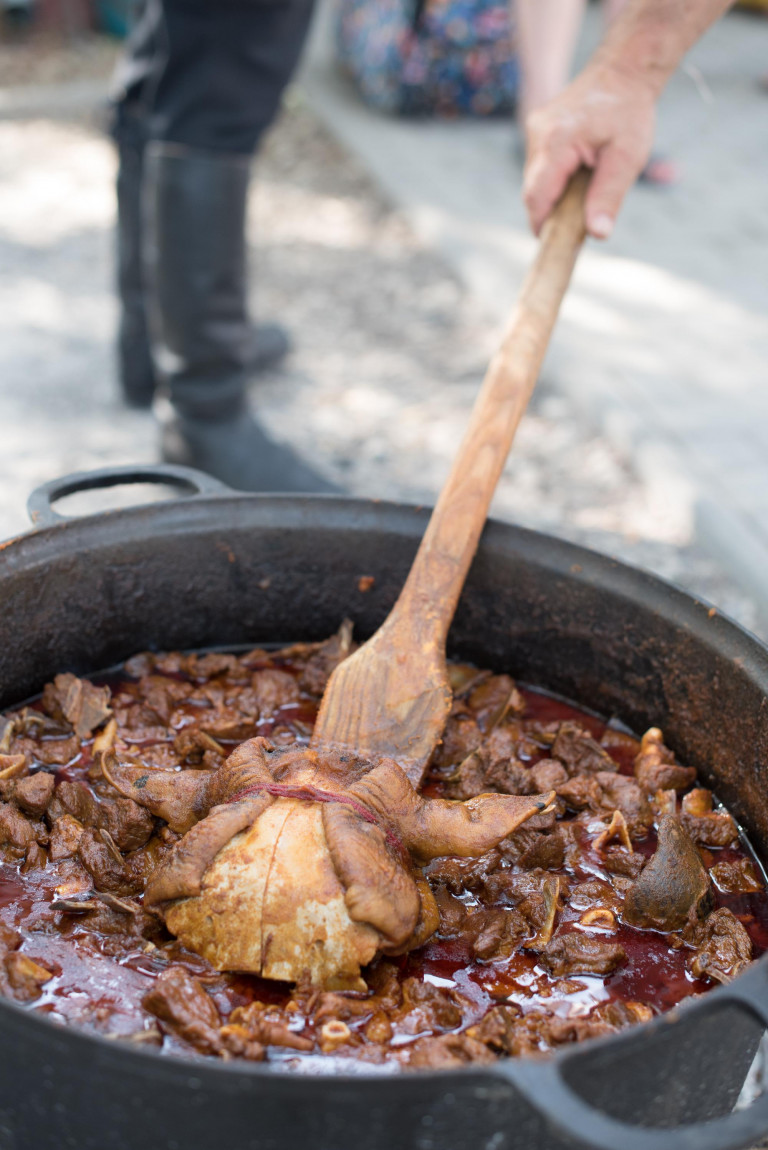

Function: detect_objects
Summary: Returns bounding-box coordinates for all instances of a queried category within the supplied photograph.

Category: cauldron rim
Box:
[9,487,768,681]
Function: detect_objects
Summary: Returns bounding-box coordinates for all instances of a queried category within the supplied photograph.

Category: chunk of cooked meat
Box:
[709,857,763,894]
[297,620,355,695]
[569,878,621,912]
[250,669,300,716]
[484,757,537,796]
[530,760,568,792]
[552,723,618,775]
[688,907,752,983]
[468,906,529,959]
[623,815,712,931]
[464,1004,521,1053]
[77,829,133,894]
[484,724,523,765]
[48,814,85,860]
[227,1002,313,1051]
[408,1032,496,1068]
[601,848,647,879]
[7,772,55,819]
[172,728,225,766]
[446,750,488,799]
[634,728,696,794]
[593,1000,653,1028]
[186,652,240,681]
[4,952,53,1002]
[498,826,541,865]
[593,772,652,836]
[42,673,112,739]
[492,1008,616,1057]
[398,977,463,1032]
[136,675,189,725]
[48,780,99,828]
[433,884,468,935]
[521,874,562,949]
[426,850,501,894]
[541,930,627,976]
[433,714,482,771]
[0,803,45,851]
[681,789,738,847]
[22,841,47,872]
[143,967,223,1055]
[467,675,523,730]
[480,867,564,907]
[0,924,21,956]
[99,796,155,852]
[556,775,603,811]
[518,829,566,870]
[35,737,81,766]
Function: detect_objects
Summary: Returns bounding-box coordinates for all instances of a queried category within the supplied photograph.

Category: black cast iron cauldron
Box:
[1,462,768,1150]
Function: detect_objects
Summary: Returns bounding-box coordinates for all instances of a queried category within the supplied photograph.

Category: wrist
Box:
[583,53,665,104]
[591,11,681,101]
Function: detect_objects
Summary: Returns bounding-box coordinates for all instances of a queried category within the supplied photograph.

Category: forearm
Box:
[593,0,735,97]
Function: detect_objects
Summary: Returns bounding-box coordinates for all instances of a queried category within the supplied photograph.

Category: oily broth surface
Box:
[0,645,765,1070]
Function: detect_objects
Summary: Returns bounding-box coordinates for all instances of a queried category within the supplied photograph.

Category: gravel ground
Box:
[252,97,767,639]
[0,30,119,88]
[0,78,764,642]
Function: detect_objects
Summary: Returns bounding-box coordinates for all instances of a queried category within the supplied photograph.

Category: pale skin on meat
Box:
[103,741,554,990]
[523,0,735,239]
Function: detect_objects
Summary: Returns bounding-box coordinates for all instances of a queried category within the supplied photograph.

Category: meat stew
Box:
[0,628,765,1072]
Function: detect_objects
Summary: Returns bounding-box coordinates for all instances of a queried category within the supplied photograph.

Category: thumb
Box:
[584,140,646,239]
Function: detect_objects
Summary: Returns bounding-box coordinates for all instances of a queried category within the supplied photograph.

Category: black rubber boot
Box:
[116,133,156,409]
[115,130,290,410]
[160,403,339,494]
[144,142,337,493]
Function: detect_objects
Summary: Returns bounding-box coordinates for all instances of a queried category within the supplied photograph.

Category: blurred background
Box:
[1,0,767,635]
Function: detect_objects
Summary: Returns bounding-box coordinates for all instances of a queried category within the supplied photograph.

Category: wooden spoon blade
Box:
[310,623,452,786]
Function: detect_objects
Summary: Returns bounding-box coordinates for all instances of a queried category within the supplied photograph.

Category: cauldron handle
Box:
[27,464,232,527]
[496,962,768,1150]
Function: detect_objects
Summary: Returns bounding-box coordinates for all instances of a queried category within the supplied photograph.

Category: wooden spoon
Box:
[311,171,589,786]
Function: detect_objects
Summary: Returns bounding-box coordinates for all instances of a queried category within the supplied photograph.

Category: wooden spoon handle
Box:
[390,169,589,646]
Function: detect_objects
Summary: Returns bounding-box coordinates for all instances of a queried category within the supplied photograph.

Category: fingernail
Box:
[590,213,614,240]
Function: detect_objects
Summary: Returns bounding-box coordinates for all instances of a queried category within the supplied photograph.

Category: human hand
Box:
[522,62,657,240]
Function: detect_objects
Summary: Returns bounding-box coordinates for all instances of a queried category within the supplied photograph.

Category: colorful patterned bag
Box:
[335,0,519,116]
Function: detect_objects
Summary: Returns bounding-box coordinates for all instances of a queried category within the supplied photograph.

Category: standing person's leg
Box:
[142,0,335,492]
[514,0,586,130]
[112,0,297,413]
[111,0,164,409]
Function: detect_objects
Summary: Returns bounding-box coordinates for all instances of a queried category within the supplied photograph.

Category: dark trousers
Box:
[112,0,315,154]
[111,0,314,410]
